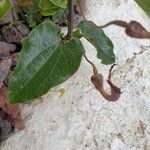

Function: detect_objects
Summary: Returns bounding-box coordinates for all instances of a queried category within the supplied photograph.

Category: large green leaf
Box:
[49,0,67,8]
[39,0,60,16]
[8,21,85,103]
[135,0,150,16]
[0,0,11,20]
[78,20,115,65]
[8,20,61,103]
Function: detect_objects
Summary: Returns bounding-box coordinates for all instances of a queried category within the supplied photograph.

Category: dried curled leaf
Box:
[100,20,150,39]
[0,45,20,87]
[0,111,12,142]
[0,85,24,130]
[0,42,16,58]
[0,59,12,87]
[2,23,30,44]
[16,0,33,6]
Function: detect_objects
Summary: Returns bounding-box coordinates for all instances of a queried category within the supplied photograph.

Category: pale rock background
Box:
[1,0,150,150]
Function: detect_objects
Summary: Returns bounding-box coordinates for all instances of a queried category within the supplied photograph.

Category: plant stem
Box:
[66,0,74,40]
[84,55,98,75]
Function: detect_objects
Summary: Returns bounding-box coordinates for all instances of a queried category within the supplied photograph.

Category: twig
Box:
[108,64,118,80]
[84,55,98,75]
[66,0,74,40]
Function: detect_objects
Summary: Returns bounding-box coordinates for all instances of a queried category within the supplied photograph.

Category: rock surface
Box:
[1,0,150,150]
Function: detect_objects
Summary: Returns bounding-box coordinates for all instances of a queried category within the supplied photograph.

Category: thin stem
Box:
[108,64,118,80]
[66,0,74,40]
[84,55,98,75]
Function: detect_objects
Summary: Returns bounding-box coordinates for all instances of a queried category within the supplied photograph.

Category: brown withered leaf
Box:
[100,20,150,39]
[0,85,24,130]
[10,53,19,69]
[2,23,30,43]
[0,109,13,142]
[16,0,32,6]
[2,26,23,43]
[0,59,12,87]
[0,50,19,87]
[0,42,16,58]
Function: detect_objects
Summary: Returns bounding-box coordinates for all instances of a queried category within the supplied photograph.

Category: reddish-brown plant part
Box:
[126,21,150,39]
[84,55,121,101]
[0,50,19,87]
[91,65,121,102]
[0,85,24,130]
[2,23,30,44]
[0,42,16,59]
[100,20,150,39]
[16,0,32,6]
[0,40,23,130]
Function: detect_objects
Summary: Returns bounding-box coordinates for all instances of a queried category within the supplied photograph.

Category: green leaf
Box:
[78,20,115,65]
[8,21,85,103]
[8,20,61,103]
[23,0,40,28]
[135,0,150,16]
[49,0,67,8]
[0,0,11,20]
[51,9,67,25]
[39,0,60,16]
[73,0,79,5]
[73,28,82,39]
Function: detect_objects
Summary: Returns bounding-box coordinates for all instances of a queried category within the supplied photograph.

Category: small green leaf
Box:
[23,0,40,28]
[8,21,85,103]
[135,0,150,16]
[51,9,67,24]
[0,0,11,20]
[49,0,67,8]
[78,20,115,65]
[39,0,60,16]
[73,0,79,5]
[73,28,82,39]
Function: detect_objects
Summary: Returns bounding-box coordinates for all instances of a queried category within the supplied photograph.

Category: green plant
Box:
[0,0,11,19]
[135,0,150,16]
[1,0,149,103]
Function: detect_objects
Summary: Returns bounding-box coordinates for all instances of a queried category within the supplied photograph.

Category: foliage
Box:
[39,0,61,16]
[49,0,67,8]
[78,20,115,64]
[0,0,149,104]
[0,0,11,19]
[135,0,150,16]
[8,21,85,103]
[21,0,78,27]
[22,0,40,28]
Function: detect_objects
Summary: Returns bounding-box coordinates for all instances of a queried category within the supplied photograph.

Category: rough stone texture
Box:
[1,0,150,150]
